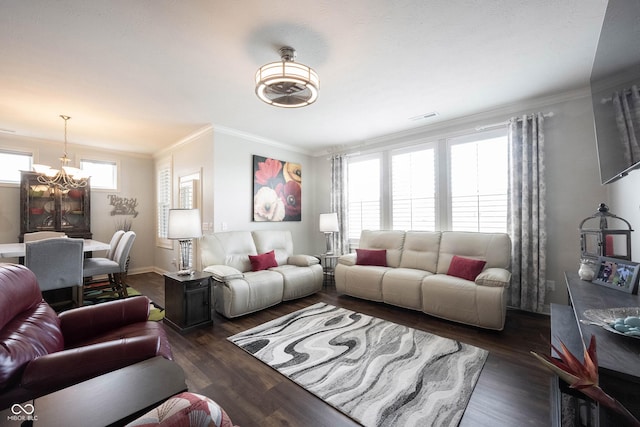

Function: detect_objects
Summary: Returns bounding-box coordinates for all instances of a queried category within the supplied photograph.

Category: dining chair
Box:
[23,231,67,242]
[106,229,125,260]
[83,231,136,299]
[25,237,84,308]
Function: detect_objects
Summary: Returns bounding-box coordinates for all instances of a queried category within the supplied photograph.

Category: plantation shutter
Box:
[391,148,436,231]
[449,134,508,233]
[156,158,172,247]
[347,157,380,240]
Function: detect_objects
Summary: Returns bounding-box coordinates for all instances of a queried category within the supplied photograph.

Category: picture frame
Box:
[252,155,302,222]
[592,256,640,294]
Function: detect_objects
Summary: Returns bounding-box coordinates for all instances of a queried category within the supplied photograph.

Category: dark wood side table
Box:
[164,271,213,334]
[550,272,640,426]
[0,356,187,427]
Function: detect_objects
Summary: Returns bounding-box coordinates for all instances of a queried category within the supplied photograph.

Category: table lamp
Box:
[319,212,339,255]
[168,208,202,275]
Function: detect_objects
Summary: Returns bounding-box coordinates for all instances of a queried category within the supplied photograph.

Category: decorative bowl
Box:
[583,307,640,339]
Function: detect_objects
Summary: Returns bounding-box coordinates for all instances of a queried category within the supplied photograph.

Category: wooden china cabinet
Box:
[19,171,92,241]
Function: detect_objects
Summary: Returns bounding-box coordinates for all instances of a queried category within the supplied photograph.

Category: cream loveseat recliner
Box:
[335,230,512,330]
[200,230,323,318]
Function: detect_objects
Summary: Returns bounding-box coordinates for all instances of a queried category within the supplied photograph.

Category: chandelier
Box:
[32,115,89,190]
[255,46,319,108]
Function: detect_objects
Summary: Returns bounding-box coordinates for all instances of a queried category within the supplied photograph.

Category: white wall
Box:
[212,128,318,255]
[153,128,215,274]
[0,133,155,272]
[311,92,608,308]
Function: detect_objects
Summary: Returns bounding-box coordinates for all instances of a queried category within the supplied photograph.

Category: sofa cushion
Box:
[356,249,387,266]
[249,250,278,271]
[0,264,64,392]
[399,231,441,271]
[447,255,486,281]
[359,230,405,268]
[436,231,511,273]
[252,230,294,266]
[287,255,320,267]
[200,232,257,273]
[204,265,244,281]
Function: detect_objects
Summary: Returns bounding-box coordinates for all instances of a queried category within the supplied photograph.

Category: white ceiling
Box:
[0,0,608,156]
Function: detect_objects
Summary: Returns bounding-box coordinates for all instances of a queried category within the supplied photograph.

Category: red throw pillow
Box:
[356,249,387,267]
[447,255,486,281]
[249,250,278,271]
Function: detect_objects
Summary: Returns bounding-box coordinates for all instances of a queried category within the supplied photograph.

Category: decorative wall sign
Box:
[253,155,301,222]
[108,194,139,217]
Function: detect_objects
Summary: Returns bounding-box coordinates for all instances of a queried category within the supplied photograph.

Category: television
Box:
[590,0,640,185]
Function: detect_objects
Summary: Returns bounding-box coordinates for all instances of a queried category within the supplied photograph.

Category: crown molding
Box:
[214,124,314,155]
[155,124,214,158]
[312,86,592,157]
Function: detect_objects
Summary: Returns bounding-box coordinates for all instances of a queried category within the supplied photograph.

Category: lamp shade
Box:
[168,209,203,239]
[319,213,339,233]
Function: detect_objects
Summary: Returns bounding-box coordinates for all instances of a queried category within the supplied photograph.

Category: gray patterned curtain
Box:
[612,85,640,167]
[330,154,349,255]
[507,113,547,312]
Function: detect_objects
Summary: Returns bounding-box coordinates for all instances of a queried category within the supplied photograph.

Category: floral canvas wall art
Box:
[253,155,301,222]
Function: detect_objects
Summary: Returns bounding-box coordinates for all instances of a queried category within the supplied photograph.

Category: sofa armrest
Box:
[21,335,164,393]
[287,255,320,267]
[204,265,245,282]
[475,268,511,288]
[60,296,151,347]
[337,253,357,267]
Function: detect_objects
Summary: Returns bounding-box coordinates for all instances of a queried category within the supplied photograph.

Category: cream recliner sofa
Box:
[200,230,323,318]
[335,230,512,330]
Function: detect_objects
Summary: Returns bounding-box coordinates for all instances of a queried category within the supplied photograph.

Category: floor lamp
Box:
[168,208,202,275]
[319,212,339,255]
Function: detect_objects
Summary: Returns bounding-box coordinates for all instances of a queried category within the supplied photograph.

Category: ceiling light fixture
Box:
[255,46,319,108]
[32,115,89,190]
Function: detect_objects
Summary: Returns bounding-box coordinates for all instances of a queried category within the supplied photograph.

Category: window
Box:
[80,159,117,190]
[449,133,508,232]
[391,147,436,231]
[347,156,380,239]
[0,149,33,184]
[346,128,508,239]
[156,158,172,248]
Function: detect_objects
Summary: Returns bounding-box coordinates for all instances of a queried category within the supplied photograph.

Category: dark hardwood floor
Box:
[128,272,552,427]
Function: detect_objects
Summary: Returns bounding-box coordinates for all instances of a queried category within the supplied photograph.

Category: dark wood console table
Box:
[550,272,640,426]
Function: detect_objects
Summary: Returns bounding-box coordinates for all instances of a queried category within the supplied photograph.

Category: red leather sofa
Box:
[0,263,172,409]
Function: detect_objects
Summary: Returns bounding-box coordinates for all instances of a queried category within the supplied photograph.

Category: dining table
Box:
[0,239,110,258]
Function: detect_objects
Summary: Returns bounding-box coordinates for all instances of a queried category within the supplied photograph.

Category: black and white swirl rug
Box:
[228,303,488,426]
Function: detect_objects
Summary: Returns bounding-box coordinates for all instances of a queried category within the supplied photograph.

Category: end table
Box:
[317,254,340,287]
[164,271,213,333]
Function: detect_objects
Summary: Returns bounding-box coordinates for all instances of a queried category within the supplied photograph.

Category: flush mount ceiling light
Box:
[255,46,319,108]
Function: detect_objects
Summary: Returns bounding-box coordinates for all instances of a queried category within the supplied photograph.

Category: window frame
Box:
[79,158,119,191]
[445,128,509,233]
[346,153,383,242]
[345,127,508,242]
[0,147,34,186]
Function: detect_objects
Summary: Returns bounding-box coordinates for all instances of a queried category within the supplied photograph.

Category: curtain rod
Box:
[600,87,636,104]
[476,111,554,131]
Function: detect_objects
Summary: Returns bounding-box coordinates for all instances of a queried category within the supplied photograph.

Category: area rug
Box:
[84,285,165,321]
[228,303,488,427]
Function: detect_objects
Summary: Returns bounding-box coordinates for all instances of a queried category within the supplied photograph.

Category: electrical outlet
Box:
[221,222,228,231]
[546,280,555,291]
[172,258,177,266]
